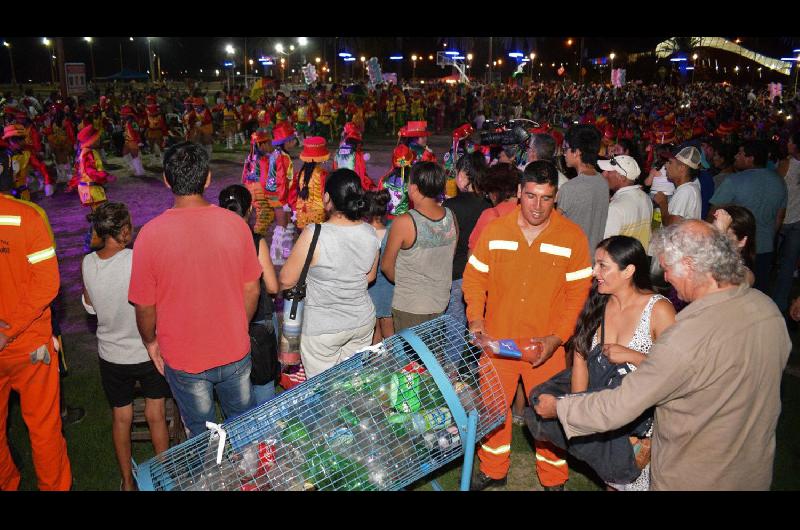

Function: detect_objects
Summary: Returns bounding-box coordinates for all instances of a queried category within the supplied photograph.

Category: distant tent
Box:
[95,68,150,81]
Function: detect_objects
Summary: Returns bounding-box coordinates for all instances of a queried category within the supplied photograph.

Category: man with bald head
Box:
[535,220,790,490]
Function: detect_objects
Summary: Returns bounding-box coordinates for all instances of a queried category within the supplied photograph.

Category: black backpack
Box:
[249,233,279,385]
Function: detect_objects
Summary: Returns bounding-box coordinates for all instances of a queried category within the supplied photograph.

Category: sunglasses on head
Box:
[609,155,627,177]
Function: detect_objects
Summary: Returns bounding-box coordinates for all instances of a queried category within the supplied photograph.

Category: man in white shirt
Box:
[653,146,702,226]
[599,155,653,249]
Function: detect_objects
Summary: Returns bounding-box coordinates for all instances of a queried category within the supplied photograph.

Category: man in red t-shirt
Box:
[129,142,262,438]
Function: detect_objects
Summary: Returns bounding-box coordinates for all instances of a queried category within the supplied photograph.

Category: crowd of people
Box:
[1,75,798,491]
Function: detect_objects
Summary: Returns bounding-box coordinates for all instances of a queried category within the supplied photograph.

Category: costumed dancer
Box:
[315,93,332,140]
[333,122,374,191]
[120,105,145,177]
[182,97,196,141]
[267,122,298,265]
[379,144,415,220]
[223,97,241,150]
[385,90,397,136]
[241,128,275,236]
[2,124,54,200]
[67,125,114,251]
[145,104,168,165]
[292,136,330,229]
[398,120,437,162]
[44,115,73,186]
[192,97,214,159]
[443,123,475,198]
[294,95,311,139]
[237,97,253,145]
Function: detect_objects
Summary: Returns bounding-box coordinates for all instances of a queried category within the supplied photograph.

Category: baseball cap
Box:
[672,146,702,169]
[597,155,641,181]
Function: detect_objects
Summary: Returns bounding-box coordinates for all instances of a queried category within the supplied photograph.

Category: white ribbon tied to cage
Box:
[205,421,228,465]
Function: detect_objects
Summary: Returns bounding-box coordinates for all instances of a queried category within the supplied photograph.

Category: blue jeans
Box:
[164,354,255,439]
[445,278,467,325]
[773,221,800,313]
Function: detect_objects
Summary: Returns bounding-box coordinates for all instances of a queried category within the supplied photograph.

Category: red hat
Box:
[146,104,159,115]
[120,105,135,117]
[145,95,156,104]
[343,122,362,142]
[652,124,676,145]
[299,136,330,163]
[192,97,205,107]
[271,122,296,146]
[392,144,415,168]
[399,120,430,138]
[715,122,735,137]
[550,129,565,149]
[452,123,474,141]
[2,124,26,140]
[251,129,271,144]
[77,124,101,147]
[691,125,706,139]
[603,124,617,141]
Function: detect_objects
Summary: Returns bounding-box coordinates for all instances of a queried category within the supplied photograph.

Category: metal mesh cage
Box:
[134,316,506,491]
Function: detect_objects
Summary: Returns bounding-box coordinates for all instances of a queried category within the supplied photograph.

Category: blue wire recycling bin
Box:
[133,316,506,491]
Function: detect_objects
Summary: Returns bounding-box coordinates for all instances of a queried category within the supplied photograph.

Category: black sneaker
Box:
[543,483,566,491]
[470,471,507,491]
[61,406,86,427]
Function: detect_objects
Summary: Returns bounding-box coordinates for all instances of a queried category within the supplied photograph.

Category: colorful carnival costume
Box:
[68,125,113,206]
[145,104,168,163]
[379,144,415,219]
[333,122,374,191]
[268,122,298,265]
[443,123,475,198]
[191,97,214,159]
[182,97,196,141]
[241,129,275,235]
[44,120,73,185]
[2,125,53,200]
[120,106,145,177]
[399,120,437,163]
[223,100,241,150]
[293,136,330,229]
[294,96,312,139]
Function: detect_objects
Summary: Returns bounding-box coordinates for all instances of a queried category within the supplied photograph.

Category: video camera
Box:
[478,119,536,148]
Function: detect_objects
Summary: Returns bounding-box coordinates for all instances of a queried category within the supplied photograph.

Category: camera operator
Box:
[480,120,531,170]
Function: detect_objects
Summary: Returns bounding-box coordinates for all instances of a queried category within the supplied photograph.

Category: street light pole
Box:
[43,38,55,84]
[85,37,96,81]
[529,52,535,83]
[147,38,154,83]
[609,52,615,85]
[692,53,698,84]
[3,41,16,87]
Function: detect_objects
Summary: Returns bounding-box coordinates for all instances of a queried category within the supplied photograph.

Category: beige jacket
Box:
[556,283,791,490]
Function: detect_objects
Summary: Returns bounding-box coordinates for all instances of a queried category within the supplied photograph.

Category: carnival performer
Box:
[398,120,437,163]
[333,122,373,191]
[241,129,275,236]
[315,93,332,140]
[238,97,254,145]
[120,105,145,177]
[2,124,53,200]
[385,90,397,136]
[379,144,415,220]
[267,121,298,265]
[15,110,43,157]
[68,125,114,251]
[145,104,168,164]
[443,123,475,198]
[292,136,330,229]
[294,95,312,140]
[182,97,195,141]
[44,115,73,186]
[191,97,214,159]
[223,97,241,150]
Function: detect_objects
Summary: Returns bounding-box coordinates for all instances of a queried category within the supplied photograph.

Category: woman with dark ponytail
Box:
[565,235,675,491]
[279,169,380,379]
[218,184,279,405]
[292,136,330,229]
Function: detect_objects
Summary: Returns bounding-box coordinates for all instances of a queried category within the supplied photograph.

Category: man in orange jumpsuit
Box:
[0,173,72,490]
[462,161,592,490]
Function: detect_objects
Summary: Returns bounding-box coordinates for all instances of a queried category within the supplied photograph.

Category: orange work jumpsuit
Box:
[462,207,592,487]
[0,194,71,490]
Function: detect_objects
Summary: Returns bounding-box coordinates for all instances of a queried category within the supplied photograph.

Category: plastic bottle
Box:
[389,406,455,435]
[282,298,304,339]
[422,425,462,452]
[282,222,296,260]
[476,335,544,364]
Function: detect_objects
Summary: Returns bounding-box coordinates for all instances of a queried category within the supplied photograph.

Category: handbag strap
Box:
[290,223,321,319]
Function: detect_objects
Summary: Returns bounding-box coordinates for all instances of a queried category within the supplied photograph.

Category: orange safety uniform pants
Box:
[479,351,569,487]
[0,341,71,490]
[244,181,274,236]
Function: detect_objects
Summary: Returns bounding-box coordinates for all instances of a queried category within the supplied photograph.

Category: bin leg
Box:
[459,410,479,491]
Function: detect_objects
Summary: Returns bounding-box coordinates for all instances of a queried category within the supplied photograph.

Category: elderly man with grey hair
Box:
[534,220,790,490]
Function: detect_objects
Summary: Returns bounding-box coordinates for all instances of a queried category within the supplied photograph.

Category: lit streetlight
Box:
[428,54,433,61]
[3,41,16,86]
[692,53,699,83]
[411,54,418,82]
[298,37,308,47]
[529,52,536,81]
[315,57,321,63]
[84,37,96,81]
[609,52,615,84]
[42,38,55,83]
[275,43,284,54]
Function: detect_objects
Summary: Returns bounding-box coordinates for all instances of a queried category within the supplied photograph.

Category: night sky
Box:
[1,36,798,84]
